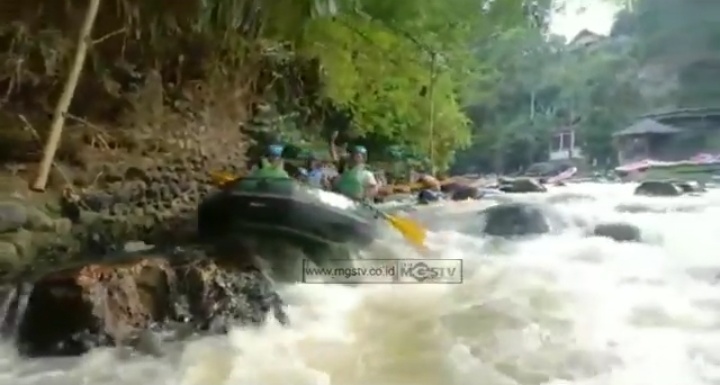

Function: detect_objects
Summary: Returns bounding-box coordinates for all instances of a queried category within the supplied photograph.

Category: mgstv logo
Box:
[397,259,463,284]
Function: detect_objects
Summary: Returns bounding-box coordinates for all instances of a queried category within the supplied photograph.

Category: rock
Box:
[614,203,654,213]
[25,207,55,231]
[0,241,19,266]
[498,178,547,193]
[593,222,641,242]
[675,181,705,194]
[0,202,27,233]
[476,203,558,237]
[10,247,287,357]
[53,218,73,235]
[451,186,483,200]
[633,181,682,197]
[441,183,483,200]
[124,241,153,252]
[417,189,443,204]
[3,229,36,260]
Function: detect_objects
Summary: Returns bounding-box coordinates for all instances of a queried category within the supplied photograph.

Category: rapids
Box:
[1,182,719,385]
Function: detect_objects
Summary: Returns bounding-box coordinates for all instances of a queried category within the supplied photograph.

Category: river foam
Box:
[1,182,719,385]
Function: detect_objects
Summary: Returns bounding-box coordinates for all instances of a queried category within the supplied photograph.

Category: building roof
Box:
[612,118,684,137]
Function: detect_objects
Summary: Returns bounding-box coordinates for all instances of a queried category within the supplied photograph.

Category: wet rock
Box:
[476,203,559,237]
[593,222,641,242]
[0,242,19,266]
[450,186,483,201]
[25,207,55,231]
[497,178,547,193]
[633,181,682,197]
[440,183,483,200]
[10,247,287,357]
[614,203,654,213]
[417,189,443,204]
[4,229,35,259]
[124,241,153,252]
[675,181,705,194]
[0,202,27,233]
[53,218,73,235]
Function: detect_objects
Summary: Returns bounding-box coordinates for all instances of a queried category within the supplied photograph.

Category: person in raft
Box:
[329,132,378,200]
[248,144,291,178]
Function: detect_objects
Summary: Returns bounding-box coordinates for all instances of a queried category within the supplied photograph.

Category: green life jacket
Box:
[336,165,366,199]
[249,159,290,178]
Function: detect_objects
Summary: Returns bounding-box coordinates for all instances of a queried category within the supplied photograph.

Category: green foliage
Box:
[257,0,545,171]
[455,17,650,173]
[129,0,560,173]
[614,0,720,106]
[452,0,720,175]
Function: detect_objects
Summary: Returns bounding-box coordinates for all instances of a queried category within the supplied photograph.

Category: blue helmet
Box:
[266,144,284,157]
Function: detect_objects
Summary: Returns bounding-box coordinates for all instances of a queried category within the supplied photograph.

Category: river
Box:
[1,182,719,385]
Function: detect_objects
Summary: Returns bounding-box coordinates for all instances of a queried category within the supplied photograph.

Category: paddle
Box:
[361,202,429,253]
[210,171,238,186]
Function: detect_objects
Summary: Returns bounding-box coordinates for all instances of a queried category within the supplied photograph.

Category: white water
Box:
[2,183,720,385]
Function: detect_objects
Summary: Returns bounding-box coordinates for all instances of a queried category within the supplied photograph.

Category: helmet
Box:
[350,145,367,155]
[266,144,284,157]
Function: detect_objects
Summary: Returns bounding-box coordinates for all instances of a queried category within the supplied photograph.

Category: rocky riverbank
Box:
[0,149,289,357]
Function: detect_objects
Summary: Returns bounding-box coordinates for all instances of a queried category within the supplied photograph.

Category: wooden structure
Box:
[614,107,720,165]
[549,125,583,161]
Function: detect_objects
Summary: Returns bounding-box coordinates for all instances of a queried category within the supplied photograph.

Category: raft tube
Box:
[197,178,379,248]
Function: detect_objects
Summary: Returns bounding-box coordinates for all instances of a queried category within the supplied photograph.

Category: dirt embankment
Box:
[0,125,293,355]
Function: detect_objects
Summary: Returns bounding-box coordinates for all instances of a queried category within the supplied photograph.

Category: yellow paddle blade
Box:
[386,215,428,252]
[210,171,237,186]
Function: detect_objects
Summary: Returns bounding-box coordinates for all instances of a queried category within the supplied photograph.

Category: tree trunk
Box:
[31,0,102,191]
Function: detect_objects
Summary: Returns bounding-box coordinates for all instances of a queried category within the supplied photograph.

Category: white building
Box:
[549,127,583,161]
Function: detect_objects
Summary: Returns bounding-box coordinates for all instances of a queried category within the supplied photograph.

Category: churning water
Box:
[1,182,720,385]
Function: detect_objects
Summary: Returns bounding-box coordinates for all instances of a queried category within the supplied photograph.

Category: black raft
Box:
[197,178,379,249]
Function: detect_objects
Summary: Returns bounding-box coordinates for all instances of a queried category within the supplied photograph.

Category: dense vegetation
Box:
[1,0,717,177]
[456,0,720,174]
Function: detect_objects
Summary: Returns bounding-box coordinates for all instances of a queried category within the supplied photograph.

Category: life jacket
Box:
[336,165,366,199]
[248,159,290,178]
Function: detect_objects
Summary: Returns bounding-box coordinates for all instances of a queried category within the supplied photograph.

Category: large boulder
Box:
[417,189,443,204]
[475,203,561,237]
[3,246,287,357]
[633,181,683,197]
[0,201,28,233]
[440,182,484,200]
[498,178,547,193]
[592,222,641,242]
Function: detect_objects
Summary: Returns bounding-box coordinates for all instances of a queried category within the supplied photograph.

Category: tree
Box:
[0,0,557,176]
[613,0,720,107]
[454,26,566,173]
[455,11,649,173]
[289,0,547,170]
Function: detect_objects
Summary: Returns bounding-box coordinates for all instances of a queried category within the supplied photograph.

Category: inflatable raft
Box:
[197,178,380,248]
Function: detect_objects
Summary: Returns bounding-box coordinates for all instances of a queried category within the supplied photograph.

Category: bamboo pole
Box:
[31,0,102,191]
[428,52,437,176]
